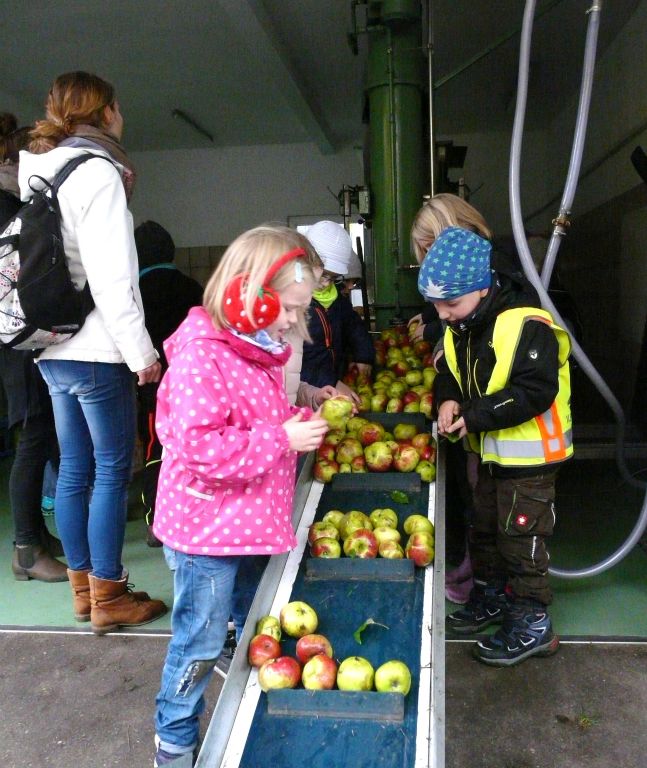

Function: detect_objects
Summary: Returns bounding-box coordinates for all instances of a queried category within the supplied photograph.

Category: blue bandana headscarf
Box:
[418,226,493,301]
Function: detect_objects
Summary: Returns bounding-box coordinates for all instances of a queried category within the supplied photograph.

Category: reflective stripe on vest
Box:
[444,307,573,466]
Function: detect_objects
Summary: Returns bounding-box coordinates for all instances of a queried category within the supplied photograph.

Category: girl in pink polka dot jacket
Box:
[153,224,329,763]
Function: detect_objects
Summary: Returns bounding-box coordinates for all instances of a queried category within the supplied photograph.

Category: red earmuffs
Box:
[223,247,307,333]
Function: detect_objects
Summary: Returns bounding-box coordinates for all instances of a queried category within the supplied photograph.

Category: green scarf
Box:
[313,282,338,310]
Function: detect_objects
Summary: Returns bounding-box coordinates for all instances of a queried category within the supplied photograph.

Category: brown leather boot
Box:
[69,569,153,622]
[12,544,69,583]
[89,573,167,635]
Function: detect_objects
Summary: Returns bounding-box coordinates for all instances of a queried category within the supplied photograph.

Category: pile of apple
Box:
[309,508,435,566]
[341,326,436,415]
[249,600,411,695]
[315,398,436,483]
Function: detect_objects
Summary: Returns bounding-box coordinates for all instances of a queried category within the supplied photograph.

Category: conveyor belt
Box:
[196,443,446,768]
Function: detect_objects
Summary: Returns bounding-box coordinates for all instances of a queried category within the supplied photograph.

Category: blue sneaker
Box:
[41,495,55,515]
[473,600,559,667]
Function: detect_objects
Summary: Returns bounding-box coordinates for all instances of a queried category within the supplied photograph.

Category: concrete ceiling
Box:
[0,1,640,154]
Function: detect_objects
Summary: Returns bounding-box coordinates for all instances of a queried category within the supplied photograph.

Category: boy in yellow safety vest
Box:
[418,226,573,667]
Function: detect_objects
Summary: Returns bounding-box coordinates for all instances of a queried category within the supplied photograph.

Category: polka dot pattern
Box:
[152,307,298,556]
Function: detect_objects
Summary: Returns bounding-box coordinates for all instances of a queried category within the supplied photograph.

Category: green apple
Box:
[369,508,399,529]
[255,615,281,642]
[320,396,354,431]
[372,526,402,546]
[415,459,436,483]
[403,514,435,536]
[393,422,418,441]
[374,660,412,695]
[336,656,375,691]
[322,510,345,529]
[378,540,405,559]
[279,601,319,638]
[339,511,372,539]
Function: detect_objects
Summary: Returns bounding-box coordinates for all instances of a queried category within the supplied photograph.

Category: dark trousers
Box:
[11,413,60,545]
[138,384,162,523]
[470,461,557,605]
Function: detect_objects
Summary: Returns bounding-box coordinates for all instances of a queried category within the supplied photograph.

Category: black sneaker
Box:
[153,738,197,767]
[473,600,560,667]
[446,580,509,635]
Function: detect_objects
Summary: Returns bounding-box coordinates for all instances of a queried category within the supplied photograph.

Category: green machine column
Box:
[366,0,424,330]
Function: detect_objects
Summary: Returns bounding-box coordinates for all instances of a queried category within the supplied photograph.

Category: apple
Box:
[339,511,372,539]
[316,443,336,462]
[339,463,352,473]
[372,526,402,546]
[393,423,418,441]
[308,521,340,545]
[419,392,434,419]
[248,634,282,667]
[422,367,437,390]
[301,653,338,690]
[402,390,420,406]
[257,656,301,691]
[411,432,432,451]
[405,369,423,387]
[386,397,404,413]
[364,441,393,472]
[415,459,436,483]
[255,615,281,642]
[347,416,369,433]
[357,394,372,412]
[403,401,420,413]
[405,531,435,567]
[375,660,412,695]
[386,381,408,399]
[295,633,333,663]
[370,393,388,412]
[280,601,319,638]
[378,540,405,559]
[385,439,399,455]
[393,445,420,472]
[343,528,378,559]
[335,437,364,465]
[336,656,375,691]
[313,458,339,484]
[357,421,386,447]
[322,510,344,529]
[320,396,354,431]
[403,514,435,536]
[322,429,345,446]
[369,508,398,529]
[311,537,342,558]
[390,360,410,377]
[350,455,367,473]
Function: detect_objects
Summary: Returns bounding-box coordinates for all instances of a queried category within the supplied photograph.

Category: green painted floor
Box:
[1,456,647,638]
[0,460,173,632]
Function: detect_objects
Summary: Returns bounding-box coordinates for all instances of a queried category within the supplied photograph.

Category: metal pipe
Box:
[541,2,602,287]
[426,0,437,196]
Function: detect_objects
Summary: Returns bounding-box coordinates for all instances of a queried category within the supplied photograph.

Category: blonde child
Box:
[153,225,328,766]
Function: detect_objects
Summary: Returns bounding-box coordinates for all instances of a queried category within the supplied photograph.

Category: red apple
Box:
[357,421,386,447]
[257,656,301,691]
[339,511,372,539]
[402,390,420,406]
[248,634,282,667]
[385,397,403,413]
[313,459,339,484]
[310,537,342,558]
[364,441,393,472]
[405,531,435,567]
[411,432,432,451]
[308,521,340,545]
[413,340,432,357]
[350,455,367,473]
[302,653,338,690]
[393,445,420,472]
[295,634,333,664]
[316,443,336,462]
[343,528,378,558]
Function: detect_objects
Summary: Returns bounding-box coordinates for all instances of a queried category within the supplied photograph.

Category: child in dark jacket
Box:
[301,221,374,400]
[420,226,573,667]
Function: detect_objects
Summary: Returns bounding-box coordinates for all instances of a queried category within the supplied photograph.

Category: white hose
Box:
[509,0,647,578]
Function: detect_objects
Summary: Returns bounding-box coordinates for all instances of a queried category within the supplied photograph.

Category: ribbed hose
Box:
[509,0,647,578]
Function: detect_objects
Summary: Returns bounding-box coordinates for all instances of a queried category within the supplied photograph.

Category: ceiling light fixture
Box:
[171,109,214,143]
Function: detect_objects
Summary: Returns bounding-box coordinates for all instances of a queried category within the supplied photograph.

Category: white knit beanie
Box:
[305,221,352,275]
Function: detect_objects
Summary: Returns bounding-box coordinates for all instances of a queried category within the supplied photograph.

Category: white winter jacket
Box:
[18,147,158,372]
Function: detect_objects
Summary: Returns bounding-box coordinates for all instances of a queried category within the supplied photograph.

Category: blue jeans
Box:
[38,360,136,579]
[155,551,268,754]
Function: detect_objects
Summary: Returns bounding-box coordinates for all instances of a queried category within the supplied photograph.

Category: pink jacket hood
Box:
[153,306,302,556]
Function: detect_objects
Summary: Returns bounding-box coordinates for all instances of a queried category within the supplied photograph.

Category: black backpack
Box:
[0,153,110,350]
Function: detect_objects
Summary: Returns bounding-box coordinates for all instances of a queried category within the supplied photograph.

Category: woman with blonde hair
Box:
[21,71,167,632]
[153,224,328,765]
